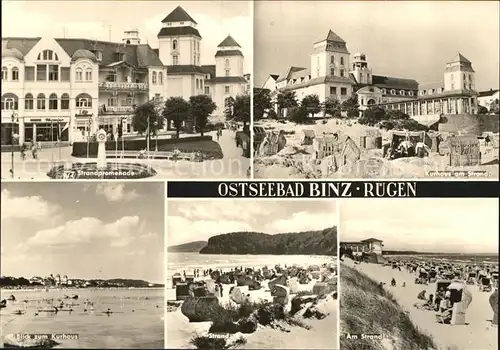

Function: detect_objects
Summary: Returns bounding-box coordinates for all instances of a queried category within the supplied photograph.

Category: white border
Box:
[249,0,255,180]
[163,180,168,349]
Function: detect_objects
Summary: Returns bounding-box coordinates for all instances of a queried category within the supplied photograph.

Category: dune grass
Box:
[340,264,436,350]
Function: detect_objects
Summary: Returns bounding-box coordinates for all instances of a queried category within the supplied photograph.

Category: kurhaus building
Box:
[1,5,247,145]
[263,29,479,126]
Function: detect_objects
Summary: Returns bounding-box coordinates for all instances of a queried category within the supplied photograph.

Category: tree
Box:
[359,106,386,126]
[189,95,216,136]
[224,96,235,120]
[490,99,499,114]
[233,94,251,128]
[276,91,298,117]
[301,94,321,118]
[478,105,489,114]
[253,88,272,121]
[323,97,341,118]
[163,97,190,138]
[385,109,409,120]
[132,102,164,144]
[341,95,360,118]
[289,106,309,124]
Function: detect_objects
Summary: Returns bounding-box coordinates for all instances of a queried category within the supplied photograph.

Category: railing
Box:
[98,81,148,90]
[99,106,134,114]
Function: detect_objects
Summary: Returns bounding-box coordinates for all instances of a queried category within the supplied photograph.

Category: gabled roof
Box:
[157,27,201,39]
[450,52,471,64]
[372,75,419,91]
[315,30,346,44]
[161,6,197,24]
[2,37,164,68]
[270,74,279,81]
[478,89,499,97]
[217,35,241,48]
[201,65,216,82]
[361,238,383,243]
[276,66,307,83]
[166,65,207,75]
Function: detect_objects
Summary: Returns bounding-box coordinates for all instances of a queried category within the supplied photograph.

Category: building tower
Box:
[157,6,202,66]
[444,53,475,92]
[350,53,372,85]
[122,29,141,45]
[215,35,244,78]
[310,30,350,79]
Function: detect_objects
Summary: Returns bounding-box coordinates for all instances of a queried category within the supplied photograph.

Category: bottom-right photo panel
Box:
[339,198,499,350]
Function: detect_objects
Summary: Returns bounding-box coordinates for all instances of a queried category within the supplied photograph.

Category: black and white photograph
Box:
[1,0,251,180]
[339,198,498,350]
[253,1,499,179]
[166,200,338,349]
[0,182,165,348]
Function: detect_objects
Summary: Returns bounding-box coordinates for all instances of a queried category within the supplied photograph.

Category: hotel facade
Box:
[1,6,247,145]
[263,29,480,127]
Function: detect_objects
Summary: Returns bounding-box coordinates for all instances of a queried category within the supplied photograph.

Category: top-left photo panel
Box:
[1,0,252,180]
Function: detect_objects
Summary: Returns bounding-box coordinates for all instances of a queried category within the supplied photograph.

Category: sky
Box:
[340,198,498,254]
[2,0,252,74]
[1,182,165,283]
[167,200,337,246]
[254,1,500,90]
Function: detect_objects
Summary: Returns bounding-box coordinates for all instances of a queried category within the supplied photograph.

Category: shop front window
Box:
[35,122,69,142]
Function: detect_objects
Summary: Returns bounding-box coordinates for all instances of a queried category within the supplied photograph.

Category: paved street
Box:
[1,130,249,179]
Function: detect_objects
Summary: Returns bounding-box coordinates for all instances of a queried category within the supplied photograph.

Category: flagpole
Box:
[58,123,61,160]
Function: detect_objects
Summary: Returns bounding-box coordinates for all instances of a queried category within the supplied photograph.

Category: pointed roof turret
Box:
[450,52,471,64]
[325,29,345,43]
[161,6,197,24]
[217,35,241,48]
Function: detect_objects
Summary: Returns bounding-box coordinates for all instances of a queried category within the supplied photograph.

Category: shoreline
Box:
[0,287,164,292]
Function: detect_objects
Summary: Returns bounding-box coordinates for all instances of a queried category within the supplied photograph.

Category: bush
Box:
[288,106,309,124]
[267,109,278,119]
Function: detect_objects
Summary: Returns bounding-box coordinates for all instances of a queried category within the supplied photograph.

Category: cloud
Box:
[265,211,337,233]
[27,215,142,248]
[95,184,139,202]
[175,200,269,222]
[1,189,60,221]
[139,232,158,239]
[168,215,252,246]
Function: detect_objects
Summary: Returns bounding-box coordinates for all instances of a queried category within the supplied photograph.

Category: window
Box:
[37,93,46,110]
[193,55,196,64]
[390,89,396,95]
[25,67,35,81]
[106,72,116,82]
[469,84,472,89]
[172,40,178,50]
[49,93,58,110]
[48,65,58,81]
[12,67,19,81]
[409,91,414,96]
[152,71,157,84]
[381,88,386,94]
[330,68,335,76]
[61,93,70,109]
[96,51,102,61]
[85,68,92,81]
[225,69,230,76]
[463,73,466,80]
[205,86,210,94]
[225,86,230,94]
[60,67,70,81]
[1,67,7,80]
[76,68,83,81]
[340,57,344,65]
[400,90,405,96]
[330,87,337,95]
[340,69,344,77]
[173,55,178,65]
[451,74,454,81]
[463,82,467,89]
[341,87,347,95]
[330,56,334,64]
[36,65,47,81]
[107,97,116,107]
[1,95,17,110]
[225,59,230,67]
[158,72,163,85]
[25,93,34,110]
[38,50,58,61]
[451,83,454,89]
[76,94,92,108]
[196,79,199,89]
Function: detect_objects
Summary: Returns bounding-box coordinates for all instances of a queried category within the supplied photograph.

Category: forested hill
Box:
[199,227,337,255]
[167,241,208,253]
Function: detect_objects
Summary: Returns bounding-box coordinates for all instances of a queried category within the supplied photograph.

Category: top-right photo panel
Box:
[252,1,499,179]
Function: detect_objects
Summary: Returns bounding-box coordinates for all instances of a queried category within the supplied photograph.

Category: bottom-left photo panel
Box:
[0,181,165,349]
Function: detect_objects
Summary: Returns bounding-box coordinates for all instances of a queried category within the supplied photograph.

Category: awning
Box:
[414,114,441,127]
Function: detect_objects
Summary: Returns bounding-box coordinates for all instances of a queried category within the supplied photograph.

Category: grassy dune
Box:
[340,264,435,350]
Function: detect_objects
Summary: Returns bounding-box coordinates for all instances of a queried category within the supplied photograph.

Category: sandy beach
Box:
[342,258,497,349]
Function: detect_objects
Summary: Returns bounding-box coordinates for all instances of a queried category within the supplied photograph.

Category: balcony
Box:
[99,106,135,115]
[99,81,148,91]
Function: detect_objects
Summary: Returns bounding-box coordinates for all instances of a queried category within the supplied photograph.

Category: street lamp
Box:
[11,112,19,179]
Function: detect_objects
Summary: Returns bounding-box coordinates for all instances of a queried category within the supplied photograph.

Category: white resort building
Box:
[1,5,247,145]
[263,29,482,127]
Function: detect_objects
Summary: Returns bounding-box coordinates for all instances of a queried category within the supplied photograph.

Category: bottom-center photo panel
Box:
[166,199,339,349]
